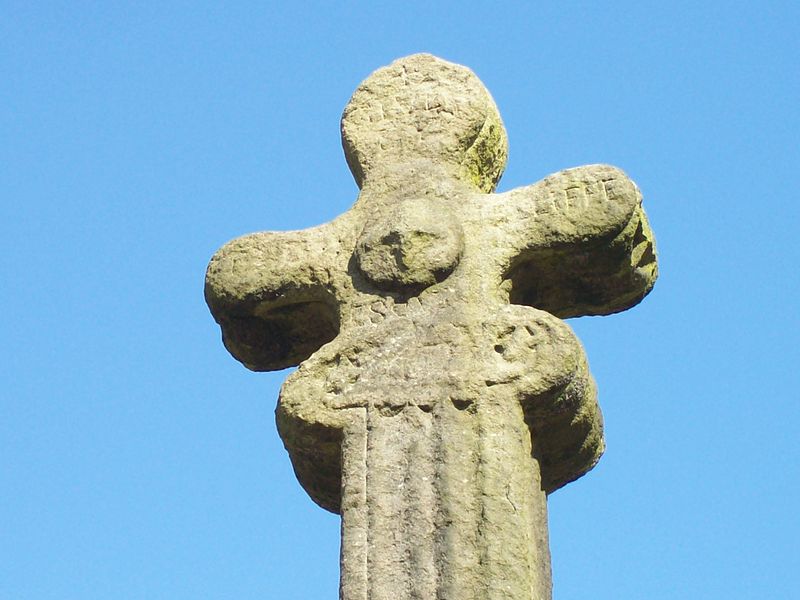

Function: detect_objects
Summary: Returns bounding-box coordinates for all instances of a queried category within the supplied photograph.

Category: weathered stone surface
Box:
[205,53,658,600]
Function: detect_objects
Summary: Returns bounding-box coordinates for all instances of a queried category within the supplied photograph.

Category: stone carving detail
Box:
[205,54,658,600]
[355,198,465,294]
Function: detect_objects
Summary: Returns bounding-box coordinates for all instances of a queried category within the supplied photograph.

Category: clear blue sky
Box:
[3,2,798,598]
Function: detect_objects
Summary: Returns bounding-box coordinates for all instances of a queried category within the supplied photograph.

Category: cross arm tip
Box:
[205,230,342,371]
[499,165,658,318]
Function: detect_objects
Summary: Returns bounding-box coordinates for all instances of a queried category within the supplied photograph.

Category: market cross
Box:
[205,54,658,600]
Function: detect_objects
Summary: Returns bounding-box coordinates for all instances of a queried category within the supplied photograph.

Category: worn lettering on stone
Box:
[205,54,658,600]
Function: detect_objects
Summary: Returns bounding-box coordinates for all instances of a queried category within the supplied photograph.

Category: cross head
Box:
[205,54,657,600]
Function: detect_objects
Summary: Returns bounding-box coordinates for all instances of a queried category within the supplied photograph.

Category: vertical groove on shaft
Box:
[436,401,481,599]
[476,399,551,600]
[366,408,410,600]
[340,411,368,600]
[404,408,436,600]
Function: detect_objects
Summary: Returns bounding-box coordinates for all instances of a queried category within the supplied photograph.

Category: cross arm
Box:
[521,336,603,494]
[494,165,658,318]
[484,305,604,494]
[205,225,344,371]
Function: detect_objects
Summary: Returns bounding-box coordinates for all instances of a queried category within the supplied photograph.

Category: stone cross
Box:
[205,54,657,600]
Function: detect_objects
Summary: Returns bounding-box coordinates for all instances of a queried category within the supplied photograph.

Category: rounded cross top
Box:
[341,54,509,193]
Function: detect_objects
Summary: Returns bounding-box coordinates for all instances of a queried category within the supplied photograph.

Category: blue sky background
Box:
[3,2,798,598]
